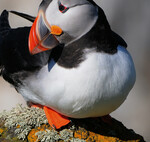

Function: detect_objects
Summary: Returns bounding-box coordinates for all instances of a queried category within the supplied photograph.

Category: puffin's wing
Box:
[0,10,10,69]
[0,34,2,67]
[111,31,127,48]
[0,10,50,73]
[10,11,35,22]
[0,10,11,38]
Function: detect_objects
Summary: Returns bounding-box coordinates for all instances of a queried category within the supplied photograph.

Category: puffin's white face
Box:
[46,0,98,38]
[28,0,98,54]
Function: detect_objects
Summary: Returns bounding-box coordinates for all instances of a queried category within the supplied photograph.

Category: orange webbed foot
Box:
[43,106,71,129]
[30,103,71,129]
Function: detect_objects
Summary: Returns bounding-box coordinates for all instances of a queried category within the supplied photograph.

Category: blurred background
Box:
[0,0,150,141]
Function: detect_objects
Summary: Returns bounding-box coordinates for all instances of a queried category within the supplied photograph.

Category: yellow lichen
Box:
[16,125,20,128]
[28,128,39,142]
[28,124,51,142]
[74,130,141,142]
[0,128,4,135]
[74,130,89,139]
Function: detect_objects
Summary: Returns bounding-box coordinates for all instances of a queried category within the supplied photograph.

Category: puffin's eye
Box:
[59,2,69,13]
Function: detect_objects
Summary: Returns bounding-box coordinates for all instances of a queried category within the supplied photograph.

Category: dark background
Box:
[0,0,150,141]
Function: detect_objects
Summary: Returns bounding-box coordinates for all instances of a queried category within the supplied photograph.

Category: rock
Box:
[0,105,145,142]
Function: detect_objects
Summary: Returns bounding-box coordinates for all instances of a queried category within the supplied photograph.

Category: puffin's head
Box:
[29,0,98,54]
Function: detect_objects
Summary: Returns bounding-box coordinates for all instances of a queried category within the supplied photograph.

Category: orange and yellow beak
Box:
[28,10,62,55]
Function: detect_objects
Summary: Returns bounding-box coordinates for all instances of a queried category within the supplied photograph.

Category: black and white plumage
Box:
[0,0,135,119]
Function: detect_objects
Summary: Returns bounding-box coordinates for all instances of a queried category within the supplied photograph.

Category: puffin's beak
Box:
[28,10,62,55]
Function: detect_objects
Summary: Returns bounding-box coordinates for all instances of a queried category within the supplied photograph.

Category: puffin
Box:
[0,0,136,129]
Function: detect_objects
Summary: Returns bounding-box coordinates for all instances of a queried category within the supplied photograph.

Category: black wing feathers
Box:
[0,10,10,38]
[0,10,51,74]
[10,11,36,23]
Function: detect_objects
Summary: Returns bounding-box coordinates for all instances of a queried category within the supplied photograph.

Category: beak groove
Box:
[28,10,62,55]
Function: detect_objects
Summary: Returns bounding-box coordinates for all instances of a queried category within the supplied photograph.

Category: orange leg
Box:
[31,103,70,129]
[31,104,43,109]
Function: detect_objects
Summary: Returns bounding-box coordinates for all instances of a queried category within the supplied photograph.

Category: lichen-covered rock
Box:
[0,105,145,142]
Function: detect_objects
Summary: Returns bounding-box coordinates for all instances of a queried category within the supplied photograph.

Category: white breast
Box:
[19,46,136,118]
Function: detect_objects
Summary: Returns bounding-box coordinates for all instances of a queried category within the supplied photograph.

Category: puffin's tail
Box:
[0,10,11,70]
